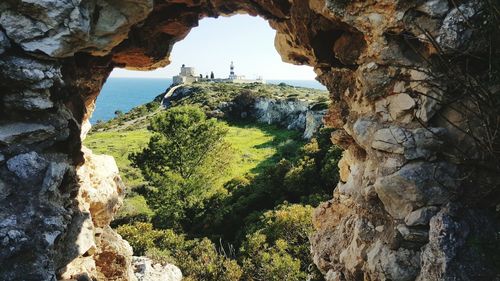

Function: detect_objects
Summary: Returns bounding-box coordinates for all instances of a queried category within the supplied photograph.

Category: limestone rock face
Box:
[59,147,135,280]
[0,0,153,57]
[253,97,327,138]
[164,85,327,138]
[0,0,498,280]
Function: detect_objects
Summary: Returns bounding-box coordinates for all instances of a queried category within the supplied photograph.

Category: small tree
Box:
[130,105,234,230]
[210,71,215,79]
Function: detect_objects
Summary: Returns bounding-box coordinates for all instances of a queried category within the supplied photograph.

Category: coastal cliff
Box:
[163,82,328,139]
[0,0,498,280]
[253,98,325,139]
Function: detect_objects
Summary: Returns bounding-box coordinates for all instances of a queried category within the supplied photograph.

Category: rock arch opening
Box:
[82,13,334,280]
[0,1,498,280]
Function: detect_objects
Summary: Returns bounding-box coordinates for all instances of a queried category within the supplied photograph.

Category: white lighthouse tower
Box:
[229,61,237,80]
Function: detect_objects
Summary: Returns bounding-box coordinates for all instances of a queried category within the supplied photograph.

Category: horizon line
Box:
[108,76,320,81]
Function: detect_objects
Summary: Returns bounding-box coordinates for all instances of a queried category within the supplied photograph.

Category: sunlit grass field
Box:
[85,122,302,189]
[84,129,152,189]
[84,121,303,220]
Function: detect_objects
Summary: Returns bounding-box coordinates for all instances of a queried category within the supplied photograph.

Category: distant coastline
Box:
[91,77,327,124]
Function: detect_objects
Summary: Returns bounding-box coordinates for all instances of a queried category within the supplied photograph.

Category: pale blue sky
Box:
[110,15,316,80]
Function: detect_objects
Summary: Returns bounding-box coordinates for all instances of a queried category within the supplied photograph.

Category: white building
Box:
[173,64,201,84]
[172,62,265,85]
[225,61,265,84]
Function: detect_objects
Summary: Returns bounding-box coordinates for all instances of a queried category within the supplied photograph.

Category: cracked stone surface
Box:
[0,0,498,280]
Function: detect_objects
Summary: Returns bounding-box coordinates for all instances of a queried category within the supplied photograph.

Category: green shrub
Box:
[117,222,242,281]
[241,204,324,281]
[116,222,159,255]
[241,233,306,281]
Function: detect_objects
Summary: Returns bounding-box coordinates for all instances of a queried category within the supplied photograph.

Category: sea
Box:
[90,78,327,124]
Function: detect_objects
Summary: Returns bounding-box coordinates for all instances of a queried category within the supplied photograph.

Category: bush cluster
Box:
[117,105,342,280]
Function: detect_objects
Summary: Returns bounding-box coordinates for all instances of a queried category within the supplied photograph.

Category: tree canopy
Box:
[130,105,234,230]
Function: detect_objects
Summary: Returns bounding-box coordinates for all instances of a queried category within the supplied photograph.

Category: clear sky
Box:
[110,15,317,80]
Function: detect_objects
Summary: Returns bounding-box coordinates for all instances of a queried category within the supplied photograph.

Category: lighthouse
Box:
[229,61,237,80]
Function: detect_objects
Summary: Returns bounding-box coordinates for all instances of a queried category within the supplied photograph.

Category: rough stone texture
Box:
[0,30,10,54]
[132,256,183,281]
[374,161,457,219]
[0,123,56,145]
[0,0,498,280]
[58,147,135,280]
[405,206,440,226]
[6,151,49,180]
[253,97,327,138]
[0,0,153,57]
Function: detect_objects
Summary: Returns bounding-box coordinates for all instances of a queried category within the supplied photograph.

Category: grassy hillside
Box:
[84,122,303,190]
[91,81,329,132]
[84,81,340,280]
[85,117,304,223]
[85,129,151,189]
[86,81,320,189]
[167,81,329,110]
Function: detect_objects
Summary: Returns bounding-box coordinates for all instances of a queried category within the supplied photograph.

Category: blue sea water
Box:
[91,78,327,124]
[91,78,173,124]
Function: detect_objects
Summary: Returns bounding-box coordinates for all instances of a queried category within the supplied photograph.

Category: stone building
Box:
[173,62,265,85]
[172,64,201,84]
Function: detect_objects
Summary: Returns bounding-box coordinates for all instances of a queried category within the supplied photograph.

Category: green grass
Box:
[84,129,152,189]
[85,121,303,224]
[223,122,303,179]
[85,102,305,224]
[117,195,154,219]
[85,122,303,189]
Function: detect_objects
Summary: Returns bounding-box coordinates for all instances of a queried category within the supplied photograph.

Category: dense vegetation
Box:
[165,81,330,113]
[85,82,341,280]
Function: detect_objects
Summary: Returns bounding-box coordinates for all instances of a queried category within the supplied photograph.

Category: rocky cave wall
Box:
[0,0,498,280]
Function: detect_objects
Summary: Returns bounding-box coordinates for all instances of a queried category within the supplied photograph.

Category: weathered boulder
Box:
[78,147,125,227]
[132,256,183,281]
[6,151,49,180]
[416,205,498,280]
[366,240,420,281]
[374,161,457,219]
[60,147,135,280]
[437,1,481,51]
[375,93,416,123]
[371,126,446,160]
[405,206,440,226]
[0,0,154,57]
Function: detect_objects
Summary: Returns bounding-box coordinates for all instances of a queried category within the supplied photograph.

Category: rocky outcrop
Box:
[132,257,182,281]
[253,97,326,138]
[61,147,136,281]
[164,85,327,138]
[0,0,153,57]
[0,0,498,280]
